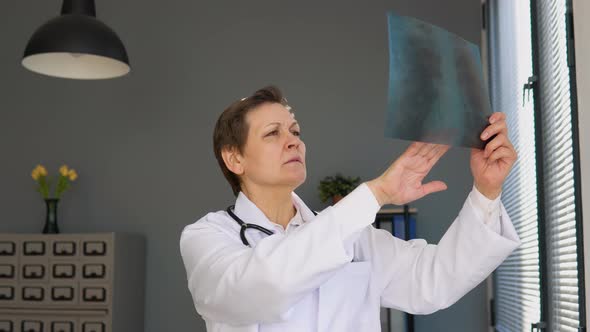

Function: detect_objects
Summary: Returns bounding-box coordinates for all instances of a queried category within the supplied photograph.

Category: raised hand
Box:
[470,112,518,199]
[367,142,450,206]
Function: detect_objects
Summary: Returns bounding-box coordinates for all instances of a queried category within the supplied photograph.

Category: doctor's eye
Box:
[292,130,301,137]
[266,130,279,137]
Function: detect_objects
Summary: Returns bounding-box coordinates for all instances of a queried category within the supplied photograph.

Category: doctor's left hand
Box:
[470,112,518,200]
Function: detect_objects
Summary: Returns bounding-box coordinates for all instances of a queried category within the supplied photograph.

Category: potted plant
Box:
[31,164,78,233]
[318,173,361,204]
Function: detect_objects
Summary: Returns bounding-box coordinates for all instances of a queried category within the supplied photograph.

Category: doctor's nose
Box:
[286,133,302,150]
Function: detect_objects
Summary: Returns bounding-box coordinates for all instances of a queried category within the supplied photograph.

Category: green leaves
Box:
[318,174,361,203]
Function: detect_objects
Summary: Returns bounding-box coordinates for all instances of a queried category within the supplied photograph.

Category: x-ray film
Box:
[385,12,493,149]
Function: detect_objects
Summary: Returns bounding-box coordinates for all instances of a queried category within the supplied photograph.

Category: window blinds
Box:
[488,1,542,331]
[535,0,584,330]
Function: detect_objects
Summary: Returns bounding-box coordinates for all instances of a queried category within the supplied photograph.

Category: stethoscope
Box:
[226,205,317,247]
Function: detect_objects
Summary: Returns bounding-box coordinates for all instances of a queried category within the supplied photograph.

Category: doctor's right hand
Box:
[366,142,450,206]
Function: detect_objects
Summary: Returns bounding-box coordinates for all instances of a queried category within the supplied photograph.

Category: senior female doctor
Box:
[180,86,520,332]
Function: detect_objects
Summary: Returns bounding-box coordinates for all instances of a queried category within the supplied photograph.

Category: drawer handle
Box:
[82,322,104,332]
[85,294,105,302]
[23,289,43,301]
[86,272,103,278]
[0,293,13,300]
[84,242,106,256]
[24,248,45,255]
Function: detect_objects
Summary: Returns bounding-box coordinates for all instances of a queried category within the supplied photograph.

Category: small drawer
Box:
[0,319,12,332]
[53,241,76,257]
[82,264,106,280]
[80,321,105,332]
[23,241,45,256]
[0,286,15,301]
[0,265,15,279]
[81,286,107,303]
[83,242,107,256]
[51,320,75,332]
[0,242,15,256]
[21,286,45,302]
[51,286,76,302]
[52,264,76,279]
[20,320,43,332]
[22,264,46,280]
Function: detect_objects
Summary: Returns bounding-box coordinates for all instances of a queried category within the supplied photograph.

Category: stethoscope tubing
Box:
[226,205,317,247]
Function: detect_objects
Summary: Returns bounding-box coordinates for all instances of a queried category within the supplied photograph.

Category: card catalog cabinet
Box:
[0,233,145,332]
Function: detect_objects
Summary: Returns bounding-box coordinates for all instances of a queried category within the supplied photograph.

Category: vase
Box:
[43,198,60,234]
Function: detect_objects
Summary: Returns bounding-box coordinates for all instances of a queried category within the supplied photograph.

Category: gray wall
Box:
[0,0,487,331]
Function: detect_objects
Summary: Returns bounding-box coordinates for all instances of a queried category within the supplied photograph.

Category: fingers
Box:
[489,112,506,124]
[425,145,450,168]
[483,131,517,163]
[488,146,516,163]
[422,180,448,196]
[483,134,512,158]
[425,145,441,159]
[427,144,450,159]
[404,142,424,157]
[481,114,508,141]
[416,143,438,157]
[404,142,437,158]
[405,142,450,164]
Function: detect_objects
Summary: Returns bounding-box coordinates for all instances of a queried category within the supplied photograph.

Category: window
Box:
[487,1,541,330]
[487,0,586,330]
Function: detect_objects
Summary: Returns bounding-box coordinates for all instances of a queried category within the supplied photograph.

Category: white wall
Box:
[572,0,590,324]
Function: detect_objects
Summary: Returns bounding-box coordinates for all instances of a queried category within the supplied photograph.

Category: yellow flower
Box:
[31,165,47,180]
[68,169,78,181]
[37,165,47,176]
[59,165,69,177]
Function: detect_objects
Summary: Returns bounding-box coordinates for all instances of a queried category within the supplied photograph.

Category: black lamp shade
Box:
[22,2,130,79]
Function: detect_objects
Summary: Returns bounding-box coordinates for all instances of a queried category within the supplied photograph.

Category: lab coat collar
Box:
[233,190,316,229]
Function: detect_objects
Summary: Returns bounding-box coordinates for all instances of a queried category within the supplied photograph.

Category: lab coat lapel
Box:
[291,191,319,222]
[233,192,277,230]
[233,191,317,230]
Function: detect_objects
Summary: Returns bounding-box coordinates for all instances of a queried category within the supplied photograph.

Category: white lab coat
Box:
[180,183,520,332]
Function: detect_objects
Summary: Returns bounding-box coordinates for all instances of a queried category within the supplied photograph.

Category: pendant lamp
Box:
[22,0,130,79]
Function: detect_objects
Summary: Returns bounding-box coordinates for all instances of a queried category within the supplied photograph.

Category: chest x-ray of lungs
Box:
[385,11,493,149]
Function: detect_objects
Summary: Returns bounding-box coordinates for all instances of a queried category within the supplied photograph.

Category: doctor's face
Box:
[239,102,307,190]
